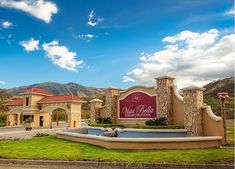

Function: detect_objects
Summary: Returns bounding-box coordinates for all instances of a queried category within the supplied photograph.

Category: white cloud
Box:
[42,41,83,72]
[225,8,235,16]
[0,0,58,23]
[122,76,135,82]
[0,81,5,84]
[20,38,39,51]
[2,21,13,29]
[72,34,96,42]
[87,10,104,27]
[123,29,235,88]
[87,21,96,27]
[88,10,94,21]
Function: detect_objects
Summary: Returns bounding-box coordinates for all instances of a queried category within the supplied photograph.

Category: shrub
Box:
[145,119,154,126]
[97,117,112,124]
[24,116,33,124]
[34,132,50,137]
[145,117,167,126]
[0,112,7,127]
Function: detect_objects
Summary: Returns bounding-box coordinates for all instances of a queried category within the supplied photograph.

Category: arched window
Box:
[52,108,68,122]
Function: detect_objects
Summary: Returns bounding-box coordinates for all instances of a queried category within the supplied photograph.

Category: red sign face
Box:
[119,92,157,118]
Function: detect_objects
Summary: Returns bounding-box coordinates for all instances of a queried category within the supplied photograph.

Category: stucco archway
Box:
[51,108,69,128]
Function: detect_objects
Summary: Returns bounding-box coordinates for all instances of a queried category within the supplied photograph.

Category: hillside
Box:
[203,77,234,119]
[5,77,234,98]
[5,77,235,98]
[6,82,105,98]
[204,77,234,97]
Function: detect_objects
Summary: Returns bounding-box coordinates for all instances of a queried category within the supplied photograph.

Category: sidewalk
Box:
[0,159,233,169]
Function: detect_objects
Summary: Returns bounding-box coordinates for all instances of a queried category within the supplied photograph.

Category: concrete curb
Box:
[0,159,234,169]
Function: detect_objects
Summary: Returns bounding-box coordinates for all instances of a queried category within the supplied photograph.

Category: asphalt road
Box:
[0,164,88,169]
[0,127,65,140]
[0,159,233,169]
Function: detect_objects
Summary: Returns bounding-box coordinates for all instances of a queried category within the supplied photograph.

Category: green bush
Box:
[97,117,112,124]
[90,123,124,128]
[34,132,50,137]
[145,117,167,126]
[24,116,33,124]
[0,112,7,127]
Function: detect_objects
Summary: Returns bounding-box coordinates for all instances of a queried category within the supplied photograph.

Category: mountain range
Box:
[6,82,105,98]
[5,77,234,98]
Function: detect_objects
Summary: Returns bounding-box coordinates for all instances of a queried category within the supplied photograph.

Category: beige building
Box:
[5,88,86,128]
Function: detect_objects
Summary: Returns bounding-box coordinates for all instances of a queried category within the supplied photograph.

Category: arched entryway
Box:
[51,108,68,128]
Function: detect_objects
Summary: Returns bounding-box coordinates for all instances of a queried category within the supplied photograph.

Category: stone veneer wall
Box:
[90,99,103,124]
[182,87,205,136]
[105,88,119,124]
[155,76,175,124]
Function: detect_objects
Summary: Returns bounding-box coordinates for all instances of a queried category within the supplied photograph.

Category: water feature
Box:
[67,127,187,138]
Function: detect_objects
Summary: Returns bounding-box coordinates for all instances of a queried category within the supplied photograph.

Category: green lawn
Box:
[0,136,233,164]
[0,120,234,164]
[227,119,234,145]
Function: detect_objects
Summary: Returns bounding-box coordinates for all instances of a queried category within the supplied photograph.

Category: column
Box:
[90,99,103,124]
[182,86,205,136]
[155,76,175,124]
[105,87,119,124]
[69,103,82,128]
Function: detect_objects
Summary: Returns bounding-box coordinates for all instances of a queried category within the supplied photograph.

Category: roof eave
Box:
[20,92,54,96]
[38,100,87,104]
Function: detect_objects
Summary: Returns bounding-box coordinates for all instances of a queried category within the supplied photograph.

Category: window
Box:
[25,97,29,106]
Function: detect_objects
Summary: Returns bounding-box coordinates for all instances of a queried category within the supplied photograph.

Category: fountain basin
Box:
[56,127,222,149]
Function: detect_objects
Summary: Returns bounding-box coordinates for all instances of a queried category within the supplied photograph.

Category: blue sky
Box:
[0,0,234,89]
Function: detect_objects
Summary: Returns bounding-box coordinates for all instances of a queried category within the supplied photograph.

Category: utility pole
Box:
[217,92,229,145]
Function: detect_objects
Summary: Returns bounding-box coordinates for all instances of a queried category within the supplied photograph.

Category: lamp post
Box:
[217,92,229,145]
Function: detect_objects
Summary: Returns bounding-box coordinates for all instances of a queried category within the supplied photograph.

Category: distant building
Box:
[5,88,86,128]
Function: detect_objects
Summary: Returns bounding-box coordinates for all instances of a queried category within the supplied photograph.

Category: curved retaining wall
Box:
[56,130,222,150]
[202,106,224,144]
[172,85,184,125]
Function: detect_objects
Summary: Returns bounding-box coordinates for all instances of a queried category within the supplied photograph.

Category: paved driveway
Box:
[0,160,233,169]
[0,127,65,140]
[0,164,85,169]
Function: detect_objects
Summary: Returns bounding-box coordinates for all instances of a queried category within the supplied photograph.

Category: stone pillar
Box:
[155,76,175,124]
[69,103,81,128]
[182,86,205,136]
[90,99,103,124]
[105,87,119,124]
[17,113,21,126]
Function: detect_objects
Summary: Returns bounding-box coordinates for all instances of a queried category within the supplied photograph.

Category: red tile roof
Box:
[5,99,23,106]
[20,87,54,96]
[38,95,86,103]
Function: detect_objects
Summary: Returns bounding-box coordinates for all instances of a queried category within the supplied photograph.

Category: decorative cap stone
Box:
[89,98,103,103]
[155,76,175,80]
[181,85,205,91]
